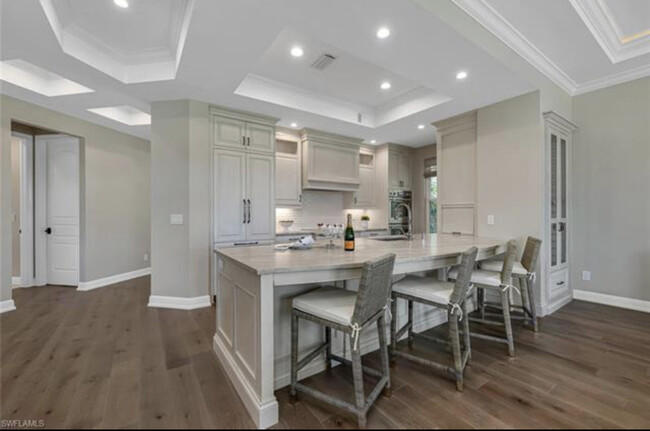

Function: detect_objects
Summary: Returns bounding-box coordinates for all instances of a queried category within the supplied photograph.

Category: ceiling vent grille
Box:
[310,53,336,71]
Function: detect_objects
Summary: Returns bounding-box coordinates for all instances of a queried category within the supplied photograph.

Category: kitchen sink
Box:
[370,235,409,241]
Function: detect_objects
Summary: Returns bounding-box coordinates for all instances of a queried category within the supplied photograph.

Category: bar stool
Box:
[448,239,518,357]
[290,254,396,428]
[480,237,542,332]
[390,246,478,391]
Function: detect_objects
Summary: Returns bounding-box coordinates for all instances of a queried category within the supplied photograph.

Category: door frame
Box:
[11,132,35,288]
[34,134,81,286]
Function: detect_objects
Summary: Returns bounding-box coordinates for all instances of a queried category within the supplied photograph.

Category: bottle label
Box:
[344,241,355,251]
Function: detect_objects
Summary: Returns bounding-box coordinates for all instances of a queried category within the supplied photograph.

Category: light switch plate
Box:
[487,215,495,225]
[582,270,591,281]
[170,214,184,225]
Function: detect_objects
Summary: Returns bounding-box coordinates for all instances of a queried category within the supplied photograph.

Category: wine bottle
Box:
[344,214,355,251]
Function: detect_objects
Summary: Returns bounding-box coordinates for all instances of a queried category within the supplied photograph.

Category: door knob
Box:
[45,227,52,234]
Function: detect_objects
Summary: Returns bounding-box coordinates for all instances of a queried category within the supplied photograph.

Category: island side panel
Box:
[213,253,278,428]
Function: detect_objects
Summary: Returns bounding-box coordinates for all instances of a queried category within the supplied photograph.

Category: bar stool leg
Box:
[462,300,471,365]
[519,276,533,329]
[407,300,414,347]
[377,315,391,397]
[526,276,539,332]
[350,338,367,428]
[478,288,486,320]
[325,327,332,370]
[500,288,515,357]
[290,312,299,398]
[448,311,464,391]
[389,294,397,366]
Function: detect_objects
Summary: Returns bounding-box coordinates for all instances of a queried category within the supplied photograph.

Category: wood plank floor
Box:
[2,277,649,429]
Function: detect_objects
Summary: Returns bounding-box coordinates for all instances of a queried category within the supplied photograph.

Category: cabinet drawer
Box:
[549,268,569,299]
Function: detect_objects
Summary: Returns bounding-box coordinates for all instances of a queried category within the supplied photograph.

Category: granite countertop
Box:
[216,234,506,275]
[276,228,387,236]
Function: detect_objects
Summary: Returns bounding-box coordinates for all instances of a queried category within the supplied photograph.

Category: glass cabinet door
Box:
[549,129,568,271]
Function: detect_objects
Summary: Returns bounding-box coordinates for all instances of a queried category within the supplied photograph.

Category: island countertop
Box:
[215,233,507,275]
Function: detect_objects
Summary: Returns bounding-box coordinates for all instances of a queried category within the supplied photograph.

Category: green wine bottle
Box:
[344,214,355,251]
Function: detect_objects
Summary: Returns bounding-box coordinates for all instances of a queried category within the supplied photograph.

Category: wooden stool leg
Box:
[325,326,332,370]
[377,315,391,397]
[389,295,397,366]
[449,311,464,391]
[350,339,367,428]
[526,276,539,332]
[462,301,471,365]
[290,312,299,397]
[407,300,414,347]
[519,276,533,329]
[500,288,516,357]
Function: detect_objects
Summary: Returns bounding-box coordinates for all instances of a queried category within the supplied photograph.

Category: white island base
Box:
[213,234,506,428]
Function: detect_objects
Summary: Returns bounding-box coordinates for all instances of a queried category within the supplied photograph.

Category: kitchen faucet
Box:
[394,202,413,240]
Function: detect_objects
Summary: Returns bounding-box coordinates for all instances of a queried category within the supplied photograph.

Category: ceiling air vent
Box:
[310,53,336,71]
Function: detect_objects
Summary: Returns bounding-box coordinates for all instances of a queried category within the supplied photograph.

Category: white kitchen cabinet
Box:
[301,129,363,192]
[275,133,302,206]
[345,149,376,208]
[213,149,275,244]
[212,107,277,154]
[389,149,412,190]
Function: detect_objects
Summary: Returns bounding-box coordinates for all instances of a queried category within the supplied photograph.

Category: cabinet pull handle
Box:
[247,136,251,146]
[354,197,358,204]
[556,281,565,286]
[242,136,246,146]
[243,199,247,223]
[247,199,251,223]
[299,194,302,203]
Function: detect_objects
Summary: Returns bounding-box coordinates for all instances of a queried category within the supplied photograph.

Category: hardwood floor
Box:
[2,278,649,429]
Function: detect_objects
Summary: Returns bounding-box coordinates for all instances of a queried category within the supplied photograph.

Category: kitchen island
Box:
[213,234,507,428]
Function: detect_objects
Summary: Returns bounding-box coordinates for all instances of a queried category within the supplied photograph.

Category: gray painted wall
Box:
[571,77,650,301]
[0,95,150,302]
[150,100,210,299]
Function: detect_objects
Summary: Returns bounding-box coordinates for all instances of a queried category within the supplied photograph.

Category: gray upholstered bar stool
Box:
[390,246,478,391]
[480,237,542,332]
[448,239,519,357]
[290,254,396,429]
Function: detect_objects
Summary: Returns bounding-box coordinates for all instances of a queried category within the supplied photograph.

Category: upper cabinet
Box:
[301,129,363,192]
[345,148,376,208]
[275,130,302,207]
[389,148,412,190]
[211,107,277,154]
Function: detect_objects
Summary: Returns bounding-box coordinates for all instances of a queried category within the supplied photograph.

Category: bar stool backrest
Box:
[521,237,542,274]
[351,254,397,326]
[500,240,519,286]
[449,246,478,305]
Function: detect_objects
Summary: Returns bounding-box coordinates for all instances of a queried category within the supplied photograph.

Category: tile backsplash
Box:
[276,190,385,232]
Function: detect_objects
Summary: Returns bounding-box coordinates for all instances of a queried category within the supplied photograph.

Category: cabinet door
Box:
[214,149,247,242]
[276,155,301,206]
[398,152,411,190]
[355,166,375,207]
[247,123,275,154]
[247,154,275,241]
[214,116,247,150]
[388,151,400,189]
[548,127,569,272]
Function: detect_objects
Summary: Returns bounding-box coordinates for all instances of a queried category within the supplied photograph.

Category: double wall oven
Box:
[389,190,412,235]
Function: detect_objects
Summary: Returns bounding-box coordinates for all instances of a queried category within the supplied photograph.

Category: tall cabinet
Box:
[212,107,278,246]
[542,112,577,314]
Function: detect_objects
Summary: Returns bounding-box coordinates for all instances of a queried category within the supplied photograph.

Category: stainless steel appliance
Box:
[389,190,412,235]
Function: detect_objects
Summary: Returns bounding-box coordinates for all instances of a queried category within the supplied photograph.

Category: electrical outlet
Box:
[487,215,495,225]
[143,253,149,262]
[582,270,591,281]
[170,214,184,225]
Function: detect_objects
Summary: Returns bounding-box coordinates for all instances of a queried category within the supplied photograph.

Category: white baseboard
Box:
[0,300,16,314]
[77,267,151,291]
[148,294,211,310]
[213,334,278,429]
[12,277,21,286]
[574,290,650,313]
[545,292,574,315]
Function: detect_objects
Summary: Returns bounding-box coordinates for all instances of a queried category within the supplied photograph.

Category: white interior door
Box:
[45,137,80,286]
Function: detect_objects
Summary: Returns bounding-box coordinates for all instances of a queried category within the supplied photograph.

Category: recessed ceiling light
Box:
[380,81,391,90]
[114,0,129,8]
[370,140,377,144]
[290,122,298,128]
[376,27,390,39]
[456,70,468,80]
[418,124,425,129]
[0,59,94,97]
[88,106,151,126]
[290,46,304,58]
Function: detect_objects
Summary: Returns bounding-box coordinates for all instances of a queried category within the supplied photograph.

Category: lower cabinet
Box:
[213,148,275,244]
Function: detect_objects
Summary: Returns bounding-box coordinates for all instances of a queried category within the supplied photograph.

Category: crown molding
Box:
[451,0,650,96]
[569,0,650,64]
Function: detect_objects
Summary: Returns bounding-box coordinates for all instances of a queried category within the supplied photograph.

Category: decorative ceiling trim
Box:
[451,0,650,96]
[569,0,650,64]
[38,0,195,84]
